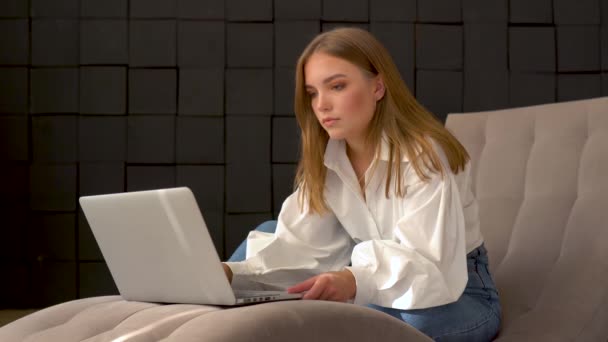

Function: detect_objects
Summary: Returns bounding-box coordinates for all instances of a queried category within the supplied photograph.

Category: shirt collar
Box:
[323,134,410,171]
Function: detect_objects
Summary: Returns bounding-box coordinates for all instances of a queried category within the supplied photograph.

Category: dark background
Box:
[0,0,606,309]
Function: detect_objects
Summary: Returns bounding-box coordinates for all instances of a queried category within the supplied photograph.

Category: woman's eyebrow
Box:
[305,73,347,88]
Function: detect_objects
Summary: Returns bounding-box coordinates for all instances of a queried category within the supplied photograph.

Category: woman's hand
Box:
[287,269,356,302]
[222,263,233,283]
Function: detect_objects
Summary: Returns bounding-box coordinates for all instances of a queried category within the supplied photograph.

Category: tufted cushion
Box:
[0,296,431,341]
[446,96,608,341]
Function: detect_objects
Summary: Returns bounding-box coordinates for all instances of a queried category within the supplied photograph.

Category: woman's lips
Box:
[322,118,339,127]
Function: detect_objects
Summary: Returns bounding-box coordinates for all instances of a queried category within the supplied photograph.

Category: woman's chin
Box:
[325,129,345,140]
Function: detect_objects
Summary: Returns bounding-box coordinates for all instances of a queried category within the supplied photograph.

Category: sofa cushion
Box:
[446,96,608,341]
[0,296,432,341]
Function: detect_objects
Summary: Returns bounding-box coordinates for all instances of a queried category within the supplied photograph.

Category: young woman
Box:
[223,27,501,341]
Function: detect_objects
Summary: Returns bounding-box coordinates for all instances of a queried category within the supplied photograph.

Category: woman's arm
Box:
[347,170,469,310]
[224,190,355,290]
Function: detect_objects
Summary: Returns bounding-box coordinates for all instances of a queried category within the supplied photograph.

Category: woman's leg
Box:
[227,220,278,262]
[368,245,501,342]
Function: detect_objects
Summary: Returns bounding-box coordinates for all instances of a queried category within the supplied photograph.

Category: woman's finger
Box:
[303,277,327,300]
[287,276,317,294]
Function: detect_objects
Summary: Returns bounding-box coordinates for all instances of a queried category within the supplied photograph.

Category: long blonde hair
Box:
[294,27,469,214]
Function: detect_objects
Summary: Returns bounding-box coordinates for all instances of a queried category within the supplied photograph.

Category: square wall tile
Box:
[226,0,272,21]
[464,24,508,71]
[127,116,175,163]
[417,0,461,22]
[509,73,556,108]
[80,66,127,114]
[129,69,177,115]
[176,116,224,163]
[178,68,224,115]
[509,27,555,72]
[30,68,79,114]
[463,0,507,23]
[81,0,128,18]
[274,68,295,115]
[79,262,119,298]
[79,162,125,196]
[0,116,28,161]
[0,67,28,114]
[0,0,29,17]
[31,0,79,17]
[225,213,273,259]
[371,22,415,89]
[27,213,76,261]
[274,0,321,19]
[32,19,79,66]
[31,261,76,307]
[322,22,369,32]
[0,205,27,259]
[178,21,224,67]
[272,164,297,217]
[78,209,103,261]
[226,69,273,115]
[79,116,127,161]
[272,117,300,163]
[416,25,463,70]
[129,20,176,67]
[464,69,509,112]
[510,0,552,23]
[177,0,224,19]
[322,0,368,22]
[30,164,77,211]
[275,21,319,68]
[554,0,600,25]
[0,19,29,65]
[80,20,128,65]
[370,0,416,22]
[227,117,271,163]
[557,26,600,72]
[32,116,78,163]
[126,166,176,191]
[0,164,29,203]
[0,262,31,308]
[227,23,273,68]
[416,70,463,123]
[603,26,608,70]
[203,210,224,258]
[176,165,224,211]
[226,163,271,213]
[558,74,601,102]
[130,0,176,18]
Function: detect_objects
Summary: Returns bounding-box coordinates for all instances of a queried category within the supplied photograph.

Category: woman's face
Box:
[304,52,383,144]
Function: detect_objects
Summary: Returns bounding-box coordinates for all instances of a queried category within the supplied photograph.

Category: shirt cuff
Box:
[345,265,374,306]
[224,261,261,290]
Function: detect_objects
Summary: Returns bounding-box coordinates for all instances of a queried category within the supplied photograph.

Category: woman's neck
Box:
[346,138,375,196]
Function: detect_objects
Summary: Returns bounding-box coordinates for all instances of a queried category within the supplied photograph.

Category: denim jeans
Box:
[227,220,502,341]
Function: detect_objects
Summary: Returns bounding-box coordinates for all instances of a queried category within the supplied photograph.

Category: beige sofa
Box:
[1,97,607,341]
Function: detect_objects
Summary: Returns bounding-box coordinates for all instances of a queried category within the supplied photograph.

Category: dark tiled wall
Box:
[0,0,606,308]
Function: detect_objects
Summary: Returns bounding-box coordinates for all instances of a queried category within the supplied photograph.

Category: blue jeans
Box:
[228,220,502,341]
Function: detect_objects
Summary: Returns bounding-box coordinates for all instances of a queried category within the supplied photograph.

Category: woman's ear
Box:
[374,77,385,101]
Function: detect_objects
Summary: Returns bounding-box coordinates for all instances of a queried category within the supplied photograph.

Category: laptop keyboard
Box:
[234,290,283,298]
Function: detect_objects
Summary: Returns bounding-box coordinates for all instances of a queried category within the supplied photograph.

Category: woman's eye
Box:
[332,83,345,91]
[308,92,317,98]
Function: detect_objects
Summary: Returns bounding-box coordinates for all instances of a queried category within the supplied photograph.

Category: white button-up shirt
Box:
[226,138,483,310]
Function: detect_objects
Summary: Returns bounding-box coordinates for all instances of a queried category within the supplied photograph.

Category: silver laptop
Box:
[79,187,302,306]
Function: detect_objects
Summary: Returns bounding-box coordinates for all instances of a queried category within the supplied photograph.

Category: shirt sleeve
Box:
[225,190,355,290]
[345,167,468,310]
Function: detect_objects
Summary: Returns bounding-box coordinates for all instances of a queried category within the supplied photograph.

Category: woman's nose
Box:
[315,93,331,112]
